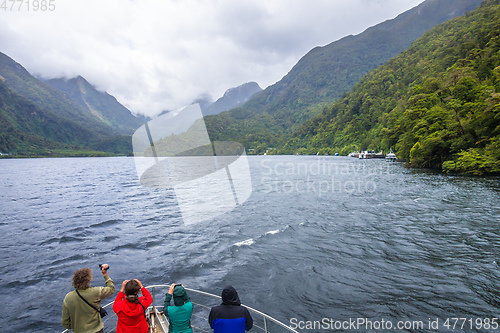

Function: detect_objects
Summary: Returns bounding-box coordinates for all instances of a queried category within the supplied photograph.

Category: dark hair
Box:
[124,280,141,303]
[72,268,92,290]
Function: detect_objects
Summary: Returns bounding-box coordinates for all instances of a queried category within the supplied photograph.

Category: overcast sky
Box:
[0,0,424,117]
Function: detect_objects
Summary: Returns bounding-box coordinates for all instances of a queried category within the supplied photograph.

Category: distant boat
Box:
[358,151,376,159]
[386,150,397,162]
[334,153,339,156]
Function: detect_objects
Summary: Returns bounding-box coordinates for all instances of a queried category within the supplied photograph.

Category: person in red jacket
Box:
[113,279,153,333]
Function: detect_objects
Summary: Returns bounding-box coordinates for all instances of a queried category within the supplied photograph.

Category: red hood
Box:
[113,291,148,331]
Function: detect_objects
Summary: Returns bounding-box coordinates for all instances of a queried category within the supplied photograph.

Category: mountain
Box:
[0,79,110,156]
[285,0,500,175]
[203,82,262,116]
[205,0,484,151]
[192,94,214,115]
[158,82,262,117]
[0,52,134,156]
[0,52,114,137]
[44,76,146,135]
[247,0,484,116]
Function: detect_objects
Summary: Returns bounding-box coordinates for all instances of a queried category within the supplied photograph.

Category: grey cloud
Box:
[0,0,424,117]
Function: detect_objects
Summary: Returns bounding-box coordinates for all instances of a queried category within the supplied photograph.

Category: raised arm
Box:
[99,264,115,299]
[163,283,176,309]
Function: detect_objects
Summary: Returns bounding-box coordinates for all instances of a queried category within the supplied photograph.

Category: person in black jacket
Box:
[208,286,253,332]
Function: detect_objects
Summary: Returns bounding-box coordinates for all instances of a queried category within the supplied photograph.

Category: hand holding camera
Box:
[168,283,181,295]
[99,264,109,275]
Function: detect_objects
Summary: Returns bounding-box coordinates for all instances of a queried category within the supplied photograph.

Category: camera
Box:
[99,264,110,271]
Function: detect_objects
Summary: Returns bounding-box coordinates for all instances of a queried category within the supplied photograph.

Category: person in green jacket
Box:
[164,283,193,333]
[61,264,115,333]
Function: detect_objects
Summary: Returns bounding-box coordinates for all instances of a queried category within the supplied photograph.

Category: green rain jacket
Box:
[164,285,193,333]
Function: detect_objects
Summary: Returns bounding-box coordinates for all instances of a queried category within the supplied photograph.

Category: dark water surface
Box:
[1,156,499,332]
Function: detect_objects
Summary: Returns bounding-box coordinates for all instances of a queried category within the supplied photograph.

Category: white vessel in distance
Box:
[385,150,398,162]
[358,150,377,159]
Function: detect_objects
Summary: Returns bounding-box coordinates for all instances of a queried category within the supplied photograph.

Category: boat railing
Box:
[62,284,299,333]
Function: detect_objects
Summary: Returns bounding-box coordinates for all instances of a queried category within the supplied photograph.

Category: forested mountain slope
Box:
[0,80,98,155]
[285,0,500,175]
[0,53,135,156]
[45,76,145,135]
[205,0,483,153]
[0,53,116,137]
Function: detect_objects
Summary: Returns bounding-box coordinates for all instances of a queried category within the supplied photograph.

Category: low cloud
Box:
[0,0,423,116]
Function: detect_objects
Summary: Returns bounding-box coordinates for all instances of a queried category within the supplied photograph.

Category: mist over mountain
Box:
[192,94,214,114]
[205,0,484,151]
[203,82,262,116]
[44,76,146,135]
[285,0,500,174]
[0,52,139,156]
[0,52,114,137]
[245,0,483,117]
[0,0,487,160]
[158,82,262,117]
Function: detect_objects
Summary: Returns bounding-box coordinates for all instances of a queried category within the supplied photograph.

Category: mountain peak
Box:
[44,75,144,134]
[223,82,261,98]
[203,0,484,152]
[238,0,483,120]
[203,82,262,116]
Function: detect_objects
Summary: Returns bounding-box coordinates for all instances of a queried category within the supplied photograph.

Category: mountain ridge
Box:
[0,79,102,155]
[158,81,262,118]
[203,81,262,116]
[44,75,146,135]
[246,0,483,114]
[0,52,137,156]
[205,0,484,151]
[0,52,114,136]
[284,0,500,174]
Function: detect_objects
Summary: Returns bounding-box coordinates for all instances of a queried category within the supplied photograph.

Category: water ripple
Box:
[1,156,499,332]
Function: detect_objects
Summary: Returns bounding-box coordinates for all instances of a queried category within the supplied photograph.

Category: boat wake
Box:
[232,228,286,247]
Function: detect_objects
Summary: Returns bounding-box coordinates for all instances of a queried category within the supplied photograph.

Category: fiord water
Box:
[1,156,499,332]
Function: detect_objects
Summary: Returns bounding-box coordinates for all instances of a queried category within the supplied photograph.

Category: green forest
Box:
[204,0,484,157]
[0,53,135,157]
[280,0,500,175]
[2,0,498,174]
